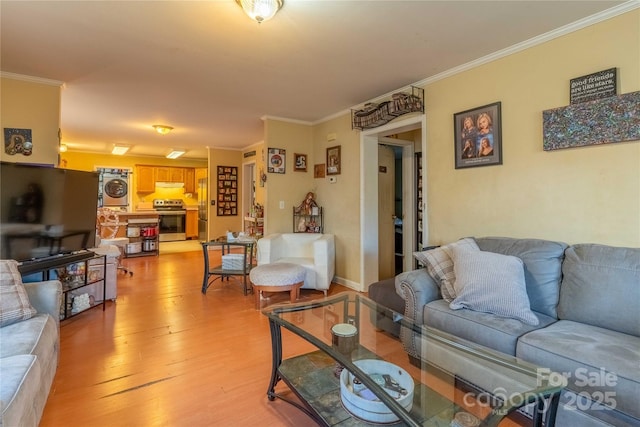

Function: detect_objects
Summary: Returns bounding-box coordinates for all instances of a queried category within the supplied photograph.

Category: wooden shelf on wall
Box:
[351,86,424,130]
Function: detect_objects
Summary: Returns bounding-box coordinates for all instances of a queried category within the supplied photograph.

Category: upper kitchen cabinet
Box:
[184,168,195,194]
[156,167,184,183]
[136,165,155,193]
[196,167,208,182]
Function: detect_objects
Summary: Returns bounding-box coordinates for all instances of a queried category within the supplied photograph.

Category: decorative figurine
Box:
[296,191,318,215]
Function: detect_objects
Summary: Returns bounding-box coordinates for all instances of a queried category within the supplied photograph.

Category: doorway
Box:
[242,161,256,223]
[360,115,426,292]
[378,142,411,279]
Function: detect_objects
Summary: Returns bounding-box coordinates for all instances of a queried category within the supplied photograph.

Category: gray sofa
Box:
[372,237,639,427]
[0,276,61,427]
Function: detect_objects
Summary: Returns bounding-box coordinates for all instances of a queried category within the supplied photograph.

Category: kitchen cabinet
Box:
[195,167,207,182]
[186,210,198,239]
[184,168,196,194]
[136,165,155,193]
[155,167,184,183]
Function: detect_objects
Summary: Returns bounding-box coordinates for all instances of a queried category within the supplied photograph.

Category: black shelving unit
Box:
[18,251,107,320]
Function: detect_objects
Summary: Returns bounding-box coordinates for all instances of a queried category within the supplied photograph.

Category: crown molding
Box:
[261,115,312,126]
[0,71,64,87]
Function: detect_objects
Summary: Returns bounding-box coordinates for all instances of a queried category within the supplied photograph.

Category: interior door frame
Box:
[360,114,426,292]
[242,160,256,225]
[378,136,417,275]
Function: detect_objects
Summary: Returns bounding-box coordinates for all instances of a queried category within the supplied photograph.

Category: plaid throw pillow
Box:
[449,245,539,325]
[0,260,37,327]
[413,238,479,302]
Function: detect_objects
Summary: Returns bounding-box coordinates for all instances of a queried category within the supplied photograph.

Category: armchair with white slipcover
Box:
[256,233,335,295]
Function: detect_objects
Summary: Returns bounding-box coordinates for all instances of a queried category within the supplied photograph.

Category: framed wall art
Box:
[314,164,325,178]
[454,102,502,169]
[268,148,286,174]
[294,153,307,172]
[4,128,33,156]
[326,145,341,175]
[216,166,238,216]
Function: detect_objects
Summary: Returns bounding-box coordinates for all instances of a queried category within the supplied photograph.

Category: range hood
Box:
[155,182,184,188]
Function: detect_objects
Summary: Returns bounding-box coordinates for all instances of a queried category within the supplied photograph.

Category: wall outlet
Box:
[329,176,337,184]
[279,201,285,209]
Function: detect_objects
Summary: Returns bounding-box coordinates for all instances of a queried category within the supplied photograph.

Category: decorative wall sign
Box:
[351,86,424,130]
[454,102,502,169]
[268,148,286,174]
[294,153,307,172]
[243,150,256,158]
[4,128,33,156]
[570,68,617,104]
[216,166,238,216]
[543,91,640,151]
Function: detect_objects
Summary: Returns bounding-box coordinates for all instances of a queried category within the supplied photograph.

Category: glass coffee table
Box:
[263,292,565,427]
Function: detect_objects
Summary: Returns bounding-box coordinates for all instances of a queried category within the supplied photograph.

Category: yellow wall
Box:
[423,10,639,247]
[0,76,61,165]
[312,114,361,285]
[263,119,314,233]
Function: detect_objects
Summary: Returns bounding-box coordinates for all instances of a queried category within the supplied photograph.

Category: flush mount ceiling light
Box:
[112,145,131,155]
[166,149,186,159]
[152,125,174,135]
[235,0,283,23]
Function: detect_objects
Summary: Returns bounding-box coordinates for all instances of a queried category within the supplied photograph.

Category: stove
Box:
[153,199,185,211]
[153,199,186,241]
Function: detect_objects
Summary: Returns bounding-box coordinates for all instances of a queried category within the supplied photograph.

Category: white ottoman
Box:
[249,263,306,309]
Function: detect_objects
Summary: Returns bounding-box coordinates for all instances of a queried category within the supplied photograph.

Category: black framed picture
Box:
[326,145,341,175]
[454,102,502,169]
[268,148,286,174]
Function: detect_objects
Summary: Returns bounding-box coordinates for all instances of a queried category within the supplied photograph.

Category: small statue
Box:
[297,217,307,232]
[297,191,318,215]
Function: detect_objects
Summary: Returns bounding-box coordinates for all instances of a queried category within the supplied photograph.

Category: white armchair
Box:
[257,233,335,295]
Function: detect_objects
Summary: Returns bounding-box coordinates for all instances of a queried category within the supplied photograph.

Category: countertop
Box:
[121,211,159,216]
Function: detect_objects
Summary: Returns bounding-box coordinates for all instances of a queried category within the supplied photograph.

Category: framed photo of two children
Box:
[454,102,502,169]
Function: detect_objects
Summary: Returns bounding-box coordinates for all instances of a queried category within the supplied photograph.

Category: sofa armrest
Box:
[23,280,62,327]
[394,269,440,324]
[257,233,283,264]
[313,234,335,266]
[312,234,336,290]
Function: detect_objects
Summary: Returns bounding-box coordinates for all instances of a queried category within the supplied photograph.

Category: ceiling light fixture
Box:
[166,149,186,159]
[112,145,131,155]
[153,125,174,135]
[59,144,68,153]
[235,0,283,23]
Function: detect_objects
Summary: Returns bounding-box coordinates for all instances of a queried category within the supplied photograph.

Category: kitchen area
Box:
[97,165,208,257]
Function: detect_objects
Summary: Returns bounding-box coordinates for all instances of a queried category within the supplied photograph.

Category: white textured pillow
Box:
[449,245,539,326]
[413,238,479,302]
[0,260,37,327]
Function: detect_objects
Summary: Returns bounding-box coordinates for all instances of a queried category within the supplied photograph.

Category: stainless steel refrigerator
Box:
[197,178,208,241]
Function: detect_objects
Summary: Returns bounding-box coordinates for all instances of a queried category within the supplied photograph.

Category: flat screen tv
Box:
[0,162,99,263]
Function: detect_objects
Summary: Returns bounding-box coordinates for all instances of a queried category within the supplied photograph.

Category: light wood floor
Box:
[41,249,346,426]
[41,249,525,427]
